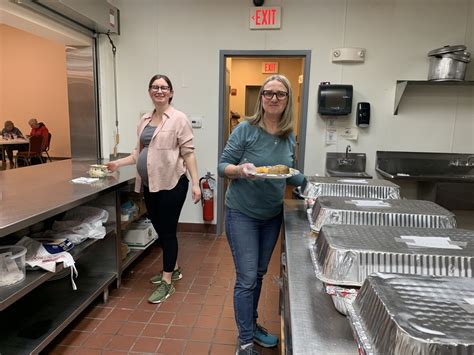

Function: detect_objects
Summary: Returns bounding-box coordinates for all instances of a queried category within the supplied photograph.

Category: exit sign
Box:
[262,62,279,74]
[249,7,281,30]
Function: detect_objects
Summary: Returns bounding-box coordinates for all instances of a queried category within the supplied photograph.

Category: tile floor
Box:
[46,233,282,354]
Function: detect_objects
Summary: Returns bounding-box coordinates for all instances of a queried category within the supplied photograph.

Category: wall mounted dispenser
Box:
[318,84,353,116]
[356,102,370,127]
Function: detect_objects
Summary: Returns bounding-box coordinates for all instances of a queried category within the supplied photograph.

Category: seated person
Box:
[27,118,50,165]
[28,118,49,147]
[1,120,25,167]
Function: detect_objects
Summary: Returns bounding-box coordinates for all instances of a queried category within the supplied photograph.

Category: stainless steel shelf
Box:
[121,249,142,271]
[0,160,137,353]
[393,80,474,115]
[0,266,115,354]
[0,230,114,311]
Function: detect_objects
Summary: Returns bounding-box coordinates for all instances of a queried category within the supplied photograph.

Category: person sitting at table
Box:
[28,118,50,165]
[2,120,24,168]
[28,118,49,146]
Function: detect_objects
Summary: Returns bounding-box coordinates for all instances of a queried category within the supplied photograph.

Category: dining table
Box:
[0,136,29,165]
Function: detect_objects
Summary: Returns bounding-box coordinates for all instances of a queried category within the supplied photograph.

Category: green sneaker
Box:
[150,267,182,285]
[148,281,175,304]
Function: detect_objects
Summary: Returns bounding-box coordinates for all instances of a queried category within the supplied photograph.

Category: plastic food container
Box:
[0,246,27,287]
[88,164,109,178]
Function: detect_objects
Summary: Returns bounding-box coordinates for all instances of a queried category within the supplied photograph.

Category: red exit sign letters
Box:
[249,7,281,30]
[262,62,279,74]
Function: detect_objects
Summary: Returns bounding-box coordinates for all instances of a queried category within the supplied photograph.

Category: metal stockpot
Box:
[427,45,471,81]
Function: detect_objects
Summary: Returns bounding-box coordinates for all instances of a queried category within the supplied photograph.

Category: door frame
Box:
[217,50,312,236]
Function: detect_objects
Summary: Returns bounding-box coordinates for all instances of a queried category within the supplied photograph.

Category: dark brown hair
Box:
[148,74,174,103]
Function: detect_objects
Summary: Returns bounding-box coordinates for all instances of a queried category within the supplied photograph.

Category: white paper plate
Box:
[253,168,300,179]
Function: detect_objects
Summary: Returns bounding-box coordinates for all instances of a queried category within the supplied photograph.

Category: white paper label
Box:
[325,127,337,145]
[338,179,368,184]
[465,298,474,305]
[460,298,474,313]
[348,200,391,208]
[340,127,358,140]
[399,236,462,250]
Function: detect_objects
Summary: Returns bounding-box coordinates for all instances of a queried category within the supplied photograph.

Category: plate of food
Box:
[253,165,300,179]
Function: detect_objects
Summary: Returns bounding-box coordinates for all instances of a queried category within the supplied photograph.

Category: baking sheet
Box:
[309,196,456,232]
[347,273,474,355]
[310,225,474,286]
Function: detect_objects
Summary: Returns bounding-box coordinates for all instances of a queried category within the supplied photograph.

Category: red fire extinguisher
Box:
[200,172,215,221]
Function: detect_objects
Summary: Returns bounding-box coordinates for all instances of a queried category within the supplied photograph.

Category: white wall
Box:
[102,0,474,225]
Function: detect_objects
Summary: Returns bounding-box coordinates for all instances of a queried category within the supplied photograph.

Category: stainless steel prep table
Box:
[0,159,135,237]
[282,199,356,354]
[0,159,137,354]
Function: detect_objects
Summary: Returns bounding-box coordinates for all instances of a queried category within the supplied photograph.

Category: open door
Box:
[217,50,312,236]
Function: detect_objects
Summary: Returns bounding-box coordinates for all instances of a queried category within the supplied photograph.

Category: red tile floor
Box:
[46,233,282,354]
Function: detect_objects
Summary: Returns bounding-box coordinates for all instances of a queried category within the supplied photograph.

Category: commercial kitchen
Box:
[1,0,474,354]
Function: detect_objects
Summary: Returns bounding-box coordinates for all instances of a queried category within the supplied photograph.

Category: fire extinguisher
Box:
[199,172,216,221]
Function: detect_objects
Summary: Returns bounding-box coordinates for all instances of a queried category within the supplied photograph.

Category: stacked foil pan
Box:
[309,196,456,232]
[298,176,401,200]
[311,225,474,286]
[347,273,474,355]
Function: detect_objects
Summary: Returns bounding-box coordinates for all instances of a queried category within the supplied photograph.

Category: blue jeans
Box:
[225,207,283,344]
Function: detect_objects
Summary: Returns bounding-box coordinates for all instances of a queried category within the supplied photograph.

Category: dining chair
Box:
[15,135,44,167]
[42,132,52,162]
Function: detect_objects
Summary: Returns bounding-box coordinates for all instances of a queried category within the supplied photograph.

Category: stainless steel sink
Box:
[376,151,474,182]
[326,169,372,178]
[326,150,372,178]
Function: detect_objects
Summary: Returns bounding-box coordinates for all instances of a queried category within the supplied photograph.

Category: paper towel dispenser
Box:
[318,84,353,116]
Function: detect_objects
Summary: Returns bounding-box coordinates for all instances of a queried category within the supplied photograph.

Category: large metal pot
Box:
[427,45,471,81]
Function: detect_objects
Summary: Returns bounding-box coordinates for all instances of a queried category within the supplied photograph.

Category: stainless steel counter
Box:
[0,159,136,237]
[0,160,137,354]
[283,200,356,354]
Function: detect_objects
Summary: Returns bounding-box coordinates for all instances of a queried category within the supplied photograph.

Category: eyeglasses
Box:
[262,90,288,101]
[150,85,171,93]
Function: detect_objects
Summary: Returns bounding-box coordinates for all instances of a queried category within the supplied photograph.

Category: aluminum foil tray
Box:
[309,196,456,232]
[298,176,400,200]
[326,284,359,315]
[347,274,474,355]
[310,225,474,286]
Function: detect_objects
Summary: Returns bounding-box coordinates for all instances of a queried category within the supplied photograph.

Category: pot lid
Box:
[452,50,471,57]
[441,53,471,63]
[427,45,467,56]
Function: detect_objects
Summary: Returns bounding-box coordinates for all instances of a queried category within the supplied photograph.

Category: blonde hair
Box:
[246,74,294,138]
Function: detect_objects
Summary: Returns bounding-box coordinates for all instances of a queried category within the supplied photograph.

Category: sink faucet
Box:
[345,145,351,158]
[468,155,474,166]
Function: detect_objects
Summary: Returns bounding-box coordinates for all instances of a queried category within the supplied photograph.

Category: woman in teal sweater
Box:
[218,75,304,355]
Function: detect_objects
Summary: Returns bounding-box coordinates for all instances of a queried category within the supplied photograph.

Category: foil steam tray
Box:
[309,196,456,232]
[310,225,474,287]
[298,176,401,200]
[326,284,359,316]
[347,274,474,355]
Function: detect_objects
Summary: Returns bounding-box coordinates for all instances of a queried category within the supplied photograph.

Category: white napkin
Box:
[71,177,99,184]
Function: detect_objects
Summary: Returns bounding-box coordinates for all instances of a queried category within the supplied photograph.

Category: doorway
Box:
[217,50,311,235]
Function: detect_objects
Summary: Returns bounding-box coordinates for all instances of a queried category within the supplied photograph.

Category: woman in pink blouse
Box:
[107,74,201,303]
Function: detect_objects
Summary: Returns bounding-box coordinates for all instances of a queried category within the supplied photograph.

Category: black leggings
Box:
[143,175,188,273]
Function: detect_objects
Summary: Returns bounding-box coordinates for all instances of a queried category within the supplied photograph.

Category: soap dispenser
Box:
[356,102,370,127]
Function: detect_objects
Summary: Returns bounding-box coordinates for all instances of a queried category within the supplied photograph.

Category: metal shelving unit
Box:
[394,80,474,115]
[0,266,116,354]
[0,160,137,354]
